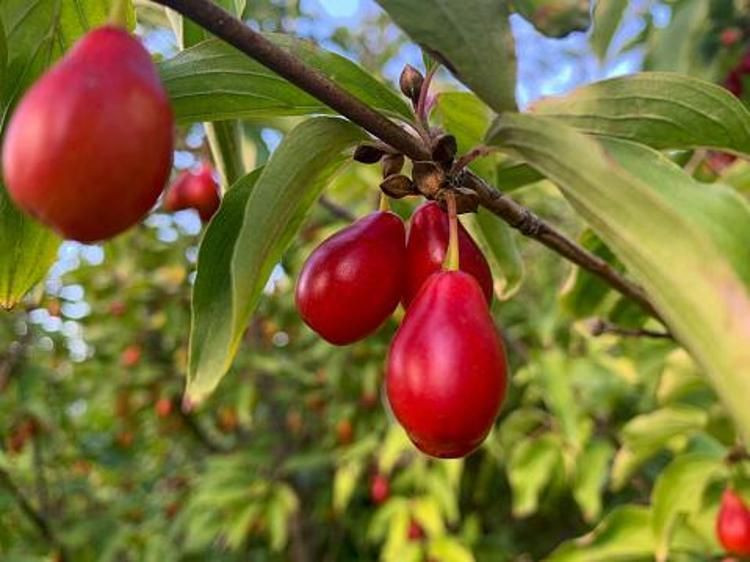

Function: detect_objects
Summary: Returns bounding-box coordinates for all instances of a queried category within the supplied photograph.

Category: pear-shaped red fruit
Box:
[717,489,750,555]
[1,26,174,242]
[403,202,493,308]
[163,162,220,222]
[295,211,405,345]
[387,270,507,458]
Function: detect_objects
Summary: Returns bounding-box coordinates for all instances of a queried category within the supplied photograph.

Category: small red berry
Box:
[1,26,173,241]
[120,345,142,368]
[387,271,507,458]
[336,419,354,445]
[155,397,173,418]
[295,211,406,345]
[370,473,390,504]
[163,162,221,222]
[721,28,743,47]
[407,519,425,541]
[403,201,493,308]
[724,70,743,97]
[717,489,750,555]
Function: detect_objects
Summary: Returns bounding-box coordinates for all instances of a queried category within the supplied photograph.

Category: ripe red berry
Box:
[725,70,744,97]
[120,345,142,368]
[295,211,406,345]
[403,201,493,308]
[407,519,425,541]
[163,162,221,222]
[336,419,354,445]
[155,397,173,418]
[721,28,743,47]
[370,473,390,504]
[717,489,750,555]
[1,26,174,242]
[387,270,507,458]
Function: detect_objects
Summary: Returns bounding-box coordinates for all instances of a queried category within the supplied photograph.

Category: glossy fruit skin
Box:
[387,271,507,458]
[2,26,174,242]
[163,162,220,222]
[370,473,390,504]
[403,202,493,308]
[295,211,406,345]
[717,489,750,555]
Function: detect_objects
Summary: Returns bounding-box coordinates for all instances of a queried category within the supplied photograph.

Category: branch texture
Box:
[153,0,661,321]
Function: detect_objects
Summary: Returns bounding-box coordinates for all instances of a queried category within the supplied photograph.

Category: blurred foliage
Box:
[2,0,750,561]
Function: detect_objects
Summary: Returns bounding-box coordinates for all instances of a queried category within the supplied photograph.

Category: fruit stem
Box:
[443,193,459,271]
[379,192,390,212]
[109,0,129,27]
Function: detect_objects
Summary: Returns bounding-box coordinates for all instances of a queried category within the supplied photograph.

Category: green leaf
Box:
[512,0,591,38]
[187,117,366,403]
[432,92,524,298]
[547,505,654,562]
[427,537,474,562]
[650,453,725,561]
[560,230,618,318]
[507,433,562,517]
[472,208,524,299]
[644,0,710,78]
[621,406,708,453]
[333,460,362,514]
[55,0,135,54]
[590,0,627,60]
[495,161,544,191]
[531,72,750,154]
[159,37,411,123]
[375,0,517,113]
[486,112,750,446]
[573,438,614,523]
[0,188,59,309]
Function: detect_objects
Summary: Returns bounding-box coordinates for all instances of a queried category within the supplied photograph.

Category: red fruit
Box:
[721,28,743,47]
[407,519,425,541]
[295,211,406,345]
[370,473,390,504]
[403,202,492,308]
[1,26,174,242]
[336,419,354,445]
[725,70,744,97]
[155,397,173,418]
[108,301,126,317]
[120,345,141,368]
[387,271,507,458]
[163,162,221,222]
[717,489,750,555]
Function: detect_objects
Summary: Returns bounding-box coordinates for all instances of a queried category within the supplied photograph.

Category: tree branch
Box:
[589,319,672,340]
[153,0,662,322]
[0,467,67,560]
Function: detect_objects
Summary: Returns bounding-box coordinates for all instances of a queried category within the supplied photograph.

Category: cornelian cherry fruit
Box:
[403,201,493,308]
[370,473,390,504]
[163,162,220,222]
[386,270,507,458]
[1,26,174,242]
[717,489,750,555]
[295,211,406,345]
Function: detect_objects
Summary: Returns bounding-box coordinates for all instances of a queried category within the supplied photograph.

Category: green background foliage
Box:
[2,0,750,560]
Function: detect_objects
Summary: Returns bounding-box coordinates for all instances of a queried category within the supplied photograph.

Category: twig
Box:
[0,467,67,559]
[318,196,355,222]
[589,319,672,340]
[152,0,662,322]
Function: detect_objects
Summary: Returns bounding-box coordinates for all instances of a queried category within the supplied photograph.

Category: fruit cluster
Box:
[1,24,221,242]
[295,198,508,458]
[718,489,750,556]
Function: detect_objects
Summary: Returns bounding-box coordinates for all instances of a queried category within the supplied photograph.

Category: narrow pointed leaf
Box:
[187,117,366,403]
[159,37,411,122]
[486,113,750,444]
[651,453,725,561]
[532,72,750,154]
[375,0,517,113]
